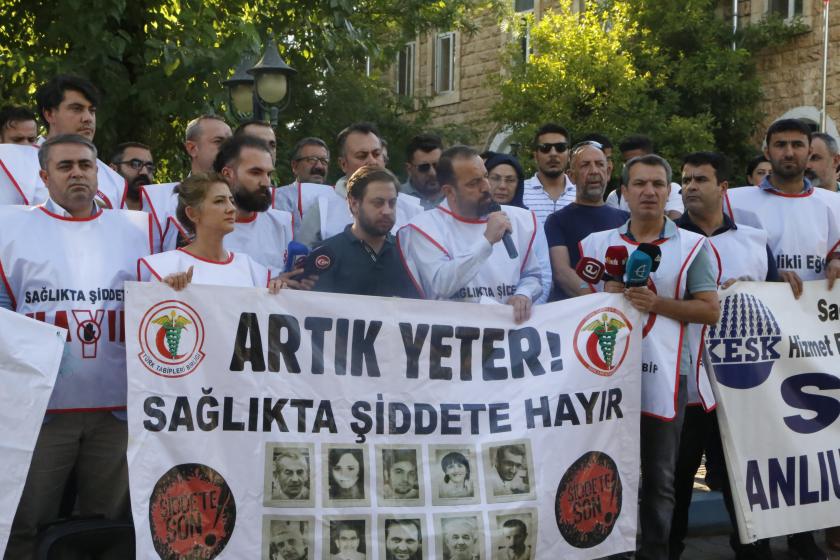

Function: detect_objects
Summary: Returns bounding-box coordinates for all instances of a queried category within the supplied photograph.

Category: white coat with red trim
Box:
[725,185,840,281]
[397,200,542,303]
[140,182,182,252]
[137,248,272,288]
[224,209,294,271]
[0,205,154,411]
[580,227,713,420]
[0,143,127,208]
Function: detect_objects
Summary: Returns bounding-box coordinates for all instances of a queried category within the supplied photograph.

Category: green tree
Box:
[0,0,498,182]
[493,0,788,180]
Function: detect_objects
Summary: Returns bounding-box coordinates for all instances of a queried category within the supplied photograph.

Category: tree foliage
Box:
[0,0,498,182]
[492,0,783,180]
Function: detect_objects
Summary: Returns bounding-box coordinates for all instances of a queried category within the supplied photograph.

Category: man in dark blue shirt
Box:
[544,141,628,299]
[313,166,419,298]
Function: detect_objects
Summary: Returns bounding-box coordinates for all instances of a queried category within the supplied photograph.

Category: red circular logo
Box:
[315,254,331,270]
[138,300,206,378]
[555,451,622,548]
[149,463,236,559]
[573,308,633,377]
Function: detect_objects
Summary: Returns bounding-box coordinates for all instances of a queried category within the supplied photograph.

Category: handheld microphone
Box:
[625,249,653,287]
[604,245,629,280]
[486,202,518,259]
[304,245,335,277]
[576,257,605,284]
[637,243,661,273]
[285,241,310,272]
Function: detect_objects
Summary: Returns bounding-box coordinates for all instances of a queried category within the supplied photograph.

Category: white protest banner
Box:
[706,281,840,542]
[125,283,642,559]
[0,307,66,556]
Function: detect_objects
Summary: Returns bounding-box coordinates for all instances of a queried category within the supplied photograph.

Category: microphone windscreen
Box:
[486,201,502,214]
[576,257,605,284]
[285,241,310,272]
[625,250,653,287]
[605,245,629,278]
[304,245,335,276]
[637,243,662,273]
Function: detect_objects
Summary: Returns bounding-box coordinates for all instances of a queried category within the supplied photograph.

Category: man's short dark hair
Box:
[292,136,330,160]
[0,105,37,131]
[810,131,839,155]
[337,122,381,158]
[405,133,443,163]
[35,75,100,128]
[437,145,479,189]
[346,166,400,200]
[577,132,613,151]
[682,151,729,184]
[385,518,420,538]
[495,444,526,462]
[533,123,570,146]
[618,134,654,155]
[765,118,812,146]
[502,518,528,536]
[111,142,152,165]
[233,119,273,137]
[38,134,97,170]
[745,154,768,178]
[212,135,272,172]
[622,154,673,186]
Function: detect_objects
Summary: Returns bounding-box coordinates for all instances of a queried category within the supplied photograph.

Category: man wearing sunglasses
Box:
[110,142,156,210]
[523,123,577,229]
[401,133,444,209]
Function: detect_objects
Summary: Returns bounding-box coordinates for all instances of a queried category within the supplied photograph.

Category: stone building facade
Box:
[389,0,839,150]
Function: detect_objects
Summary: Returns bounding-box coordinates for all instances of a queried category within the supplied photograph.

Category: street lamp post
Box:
[223,37,297,127]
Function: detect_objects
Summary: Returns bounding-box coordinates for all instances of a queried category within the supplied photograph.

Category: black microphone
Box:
[486,202,518,259]
[303,245,335,277]
[637,243,662,273]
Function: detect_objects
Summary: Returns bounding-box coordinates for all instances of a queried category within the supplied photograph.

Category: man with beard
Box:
[109,142,155,210]
[0,75,126,207]
[806,132,840,192]
[522,123,576,228]
[382,449,419,500]
[312,166,419,297]
[544,142,628,298]
[141,114,232,251]
[401,133,444,209]
[726,119,840,299]
[384,519,422,560]
[212,135,295,272]
[399,145,542,323]
[443,518,480,560]
[297,123,422,248]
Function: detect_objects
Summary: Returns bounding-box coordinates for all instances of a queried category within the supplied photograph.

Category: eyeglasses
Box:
[294,156,329,166]
[571,140,604,155]
[116,159,156,172]
[414,162,437,173]
[488,174,518,186]
[536,142,568,154]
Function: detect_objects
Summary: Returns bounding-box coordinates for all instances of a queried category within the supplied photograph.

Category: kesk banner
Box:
[125,283,642,560]
[707,281,840,542]
[0,308,66,556]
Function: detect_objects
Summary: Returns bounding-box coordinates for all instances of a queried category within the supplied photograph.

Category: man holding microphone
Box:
[579,154,720,560]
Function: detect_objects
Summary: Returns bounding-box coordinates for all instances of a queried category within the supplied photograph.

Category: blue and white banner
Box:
[0,308,66,556]
[707,281,840,542]
[125,283,643,559]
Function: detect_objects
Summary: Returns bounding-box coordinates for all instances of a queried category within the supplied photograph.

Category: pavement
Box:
[677,463,840,559]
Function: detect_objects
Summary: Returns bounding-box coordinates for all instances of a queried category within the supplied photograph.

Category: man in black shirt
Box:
[313,166,419,298]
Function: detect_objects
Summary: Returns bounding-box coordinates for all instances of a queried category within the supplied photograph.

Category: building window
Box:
[396,42,415,97]
[768,0,803,18]
[434,32,456,94]
[514,0,534,12]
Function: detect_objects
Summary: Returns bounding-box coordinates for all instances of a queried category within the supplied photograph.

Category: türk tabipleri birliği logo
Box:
[138,300,205,378]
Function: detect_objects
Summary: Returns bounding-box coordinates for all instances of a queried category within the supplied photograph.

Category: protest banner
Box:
[0,308,66,556]
[707,281,840,543]
[125,283,643,559]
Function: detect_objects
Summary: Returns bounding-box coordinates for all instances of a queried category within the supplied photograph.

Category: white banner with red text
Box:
[125,283,643,560]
